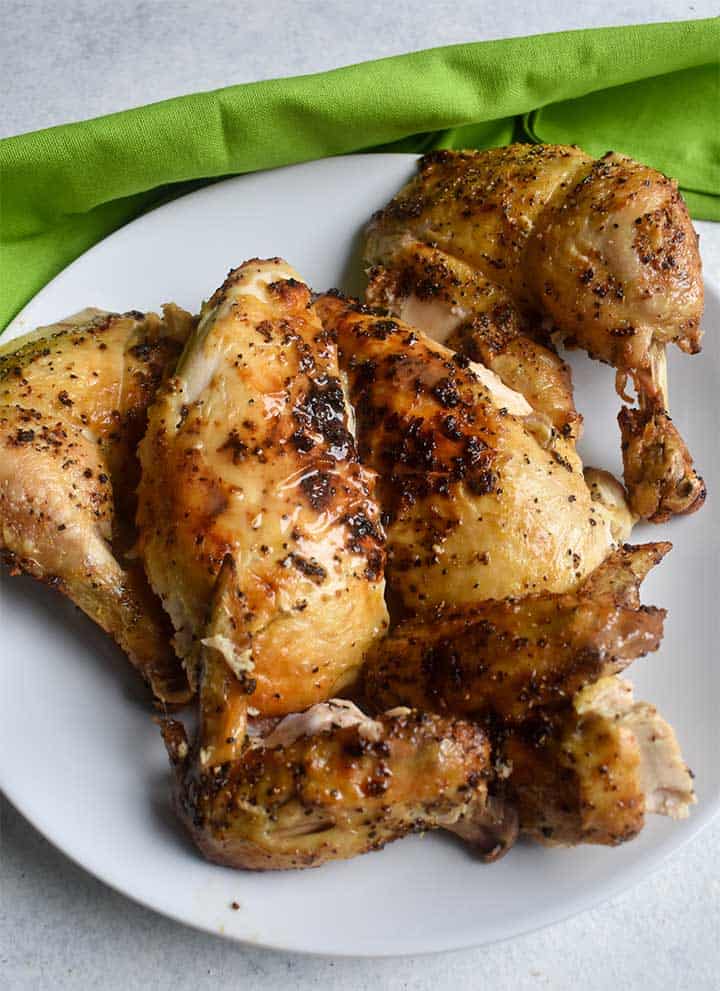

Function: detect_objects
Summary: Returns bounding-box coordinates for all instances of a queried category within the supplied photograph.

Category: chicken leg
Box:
[364,144,706,522]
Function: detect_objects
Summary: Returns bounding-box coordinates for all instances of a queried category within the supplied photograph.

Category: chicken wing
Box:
[137,260,388,713]
[364,543,669,724]
[365,144,705,522]
[503,677,695,846]
[163,700,495,870]
[314,293,616,614]
[0,306,193,702]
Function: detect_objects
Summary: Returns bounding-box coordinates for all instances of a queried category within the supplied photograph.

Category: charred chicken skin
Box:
[0,306,193,702]
[365,144,705,522]
[363,542,694,847]
[314,293,618,614]
[137,260,389,713]
[365,543,669,724]
[164,699,496,870]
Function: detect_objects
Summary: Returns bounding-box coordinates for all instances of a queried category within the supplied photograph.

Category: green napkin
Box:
[1,18,718,330]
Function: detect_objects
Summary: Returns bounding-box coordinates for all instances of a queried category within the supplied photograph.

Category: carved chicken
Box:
[502,676,695,846]
[314,292,622,614]
[0,306,193,702]
[137,260,389,715]
[1,147,702,872]
[163,590,498,869]
[363,543,695,847]
[364,144,706,523]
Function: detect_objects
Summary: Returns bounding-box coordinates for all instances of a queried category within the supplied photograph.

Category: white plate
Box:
[1,155,718,957]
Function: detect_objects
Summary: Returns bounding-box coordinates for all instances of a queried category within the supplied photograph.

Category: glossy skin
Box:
[503,677,695,846]
[0,307,192,702]
[366,232,580,438]
[365,144,705,521]
[138,261,388,714]
[163,706,493,870]
[364,544,669,724]
[315,294,615,614]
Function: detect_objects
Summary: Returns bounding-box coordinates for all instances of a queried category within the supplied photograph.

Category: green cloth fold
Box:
[1,18,718,330]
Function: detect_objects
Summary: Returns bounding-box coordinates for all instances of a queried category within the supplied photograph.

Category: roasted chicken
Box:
[0,306,193,702]
[503,677,695,846]
[137,260,389,713]
[364,144,706,522]
[1,181,701,871]
[164,658,499,869]
[161,549,502,869]
[314,293,619,614]
[364,543,669,724]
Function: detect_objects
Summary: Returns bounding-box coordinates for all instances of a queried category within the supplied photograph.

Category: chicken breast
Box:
[314,293,616,613]
[137,260,389,714]
[0,306,193,702]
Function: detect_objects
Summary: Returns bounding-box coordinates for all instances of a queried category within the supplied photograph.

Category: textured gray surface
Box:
[2,2,719,987]
[0,0,717,138]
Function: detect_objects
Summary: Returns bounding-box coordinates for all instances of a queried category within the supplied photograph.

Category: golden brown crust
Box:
[163,708,492,870]
[364,144,705,522]
[364,544,669,724]
[366,240,580,438]
[315,293,615,613]
[503,676,694,846]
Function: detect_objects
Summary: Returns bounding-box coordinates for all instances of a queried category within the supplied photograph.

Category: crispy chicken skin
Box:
[503,677,695,846]
[162,572,496,870]
[365,144,705,521]
[163,704,493,870]
[138,260,389,713]
[364,544,669,724]
[366,240,580,439]
[0,307,193,702]
[314,293,616,613]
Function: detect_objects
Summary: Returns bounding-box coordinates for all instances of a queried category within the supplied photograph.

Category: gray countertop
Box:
[2,3,719,988]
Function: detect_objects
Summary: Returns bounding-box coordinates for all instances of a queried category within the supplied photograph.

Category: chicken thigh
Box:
[365,144,705,522]
[137,260,389,713]
[0,306,193,702]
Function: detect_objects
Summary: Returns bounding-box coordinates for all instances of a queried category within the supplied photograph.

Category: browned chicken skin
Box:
[0,307,193,702]
[363,542,694,847]
[364,543,669,724]
[503,677,695,846]
[138,261,389,714]
[365,144,706,522]
[315,293,617,614]
[367,240,580,439]
[162,560,499,869]
[164,702,495,870]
